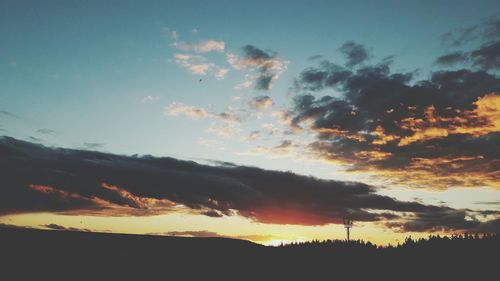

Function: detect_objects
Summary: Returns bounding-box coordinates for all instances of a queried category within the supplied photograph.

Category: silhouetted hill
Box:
[1,226,497,280]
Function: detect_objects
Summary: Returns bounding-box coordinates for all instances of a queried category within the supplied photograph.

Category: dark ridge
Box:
[0,227,497,279]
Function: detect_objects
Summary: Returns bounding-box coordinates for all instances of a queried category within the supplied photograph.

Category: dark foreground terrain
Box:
[1,227,497,280]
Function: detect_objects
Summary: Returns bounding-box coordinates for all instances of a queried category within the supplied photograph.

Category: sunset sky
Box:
[1,0,499,245]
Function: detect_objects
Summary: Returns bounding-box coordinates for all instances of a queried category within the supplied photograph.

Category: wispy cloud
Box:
[142,95,160,103]
[173,53,229,79]
[168,30,228,80]
[238,140,294,158]
[245,130,260,141]
[174,40,225,53]
[174,54,214,75]
[165,102,243,138]
[83,142,106,149]
[205,125,239,138]
[165,102,209,119]
[36,128,55,135]
[42,223,91,232]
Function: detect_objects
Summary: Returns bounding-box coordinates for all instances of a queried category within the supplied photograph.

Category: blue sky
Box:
[2,0,498,157]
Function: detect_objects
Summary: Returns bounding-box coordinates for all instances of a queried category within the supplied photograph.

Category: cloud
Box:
[166,102,241,122]
[205,125,239,138]
[248,96,273,110]
[83,143,106,149]
[142,96,160,103]
[165,103,243,138]
[216,110,241,125]
[435,40,500,70]
[245,130,260,141]
[168,30,228,79]
[440,18,500,47]
[159,230,276,243]
[42,223,90,232]
[28,136,43,142]
[0,110,19,119]
[474,201,500,206]
[338,41,370,68]
[36,128,55,135]
[386,210,500,233]
[470,40,500,70]
[308,55,323,61]
[174,54,214,75]
[434,52,468,66]
[165,102,210,119]
[287,40,500,189]
[228,45,288,90]
[164,230,226,238]
[167,28,224,53]
[441,26,479,47]
[174,40,225,53]
[436,19,500,71]
[173,54,229,79]
[2,136,497,232]
[214,67,229,80]
[238,140,295,158]
[483,18,500,39]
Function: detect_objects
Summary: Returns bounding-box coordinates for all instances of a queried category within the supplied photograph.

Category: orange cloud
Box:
[399,93,500,146]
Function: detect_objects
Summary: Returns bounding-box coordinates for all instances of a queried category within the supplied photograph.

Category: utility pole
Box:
[343,218,353,242]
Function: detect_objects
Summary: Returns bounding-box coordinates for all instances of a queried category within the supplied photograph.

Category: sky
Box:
[0,0,499,245]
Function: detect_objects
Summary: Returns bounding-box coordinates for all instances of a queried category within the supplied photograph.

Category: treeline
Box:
[278,233,498,250]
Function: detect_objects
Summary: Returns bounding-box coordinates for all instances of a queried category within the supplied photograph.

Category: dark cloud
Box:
[338,41,370,68]
[36,128,55,135]
[289,41,500,188]
[83,142,106,149]
[483,18,500,39]
[164,230,226,238]
[436,40,500,70]
[307,55,323,61]
[242,45,279,90]
[2,136,497,232]
[475,201,500,206]
[242,45,275,61]
[0,223,34,230]
[248,96,273,110]
[42,223,90,232]
[473,218,500,233]
[245,130,260,141]
[387,209,480,233]
[230,45,287,91]
[440,18,500,47]
[275,140,292,149]
[388,211,500,234]
[441,26,479,47]
[437,19,500,71]
[28,136,43,142]
[434,51,468,66]
[202,210,225,217]
[0,110,19,119]
[470,40,500,70]
[158,230,275,242]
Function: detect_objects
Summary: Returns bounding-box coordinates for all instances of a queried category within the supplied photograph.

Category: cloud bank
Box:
[0,137,498,233]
